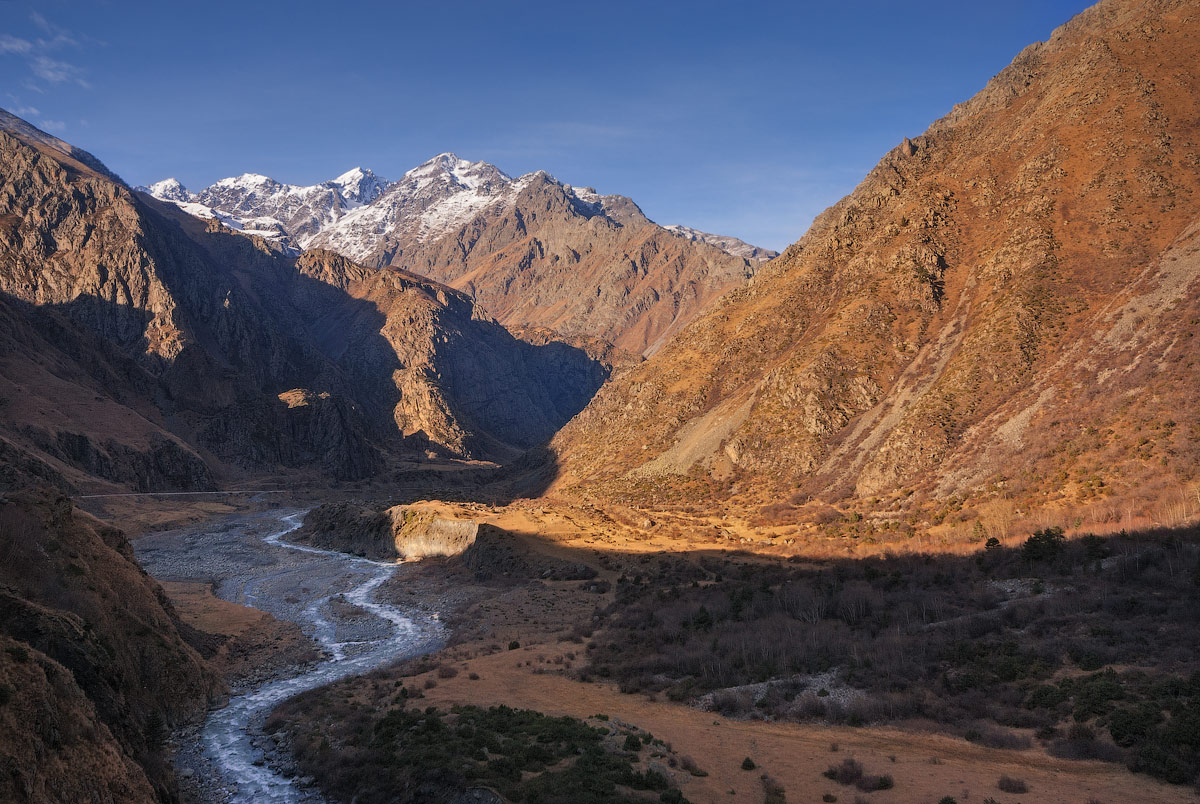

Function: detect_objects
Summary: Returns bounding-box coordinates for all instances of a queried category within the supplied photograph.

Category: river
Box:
[135,509,444,803]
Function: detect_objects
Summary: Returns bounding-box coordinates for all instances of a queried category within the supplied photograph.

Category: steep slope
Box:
[146,154,767,356]
[0,112,606,489]
[551,0,1200,516]
[0,489,221,802]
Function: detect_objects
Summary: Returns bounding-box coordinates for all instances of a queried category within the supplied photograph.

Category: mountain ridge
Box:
[139,156,773,264]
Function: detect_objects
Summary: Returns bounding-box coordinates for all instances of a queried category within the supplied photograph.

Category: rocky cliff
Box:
[551,0,1200,518]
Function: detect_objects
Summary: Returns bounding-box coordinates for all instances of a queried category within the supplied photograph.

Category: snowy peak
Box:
[330,167,388,205]
[663,224,779,262]
[214,172,275,188]
[403,153,511,192]
[143,178,192,203]
[307,154,521,262]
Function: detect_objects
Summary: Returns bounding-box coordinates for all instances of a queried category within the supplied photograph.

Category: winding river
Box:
[135,510,444,803]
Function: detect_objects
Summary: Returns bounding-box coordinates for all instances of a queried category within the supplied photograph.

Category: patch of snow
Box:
[663,224,778,262]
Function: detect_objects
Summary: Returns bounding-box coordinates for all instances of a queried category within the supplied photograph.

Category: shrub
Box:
[712,690,752,717]
[761,774,786,804]
[997,775,1028,793]
[624,734,643,752]
[436,665,458,679]
[823,758,863,785]
[741,756,756,770]
[508,640,520,650]
[1022,526,1066,562]
[856,774,893,791]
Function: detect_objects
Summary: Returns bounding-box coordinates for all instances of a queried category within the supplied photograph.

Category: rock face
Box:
[296,502,479,562]
[551,0,1200,510]
[0,114,609,488]
[0,490,221,802]
[144,154,767,356]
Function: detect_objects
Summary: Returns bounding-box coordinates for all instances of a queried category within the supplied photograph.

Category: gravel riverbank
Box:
[135,510,446,804]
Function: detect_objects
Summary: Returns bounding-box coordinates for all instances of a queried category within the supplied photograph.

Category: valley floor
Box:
[116,493,1200,803]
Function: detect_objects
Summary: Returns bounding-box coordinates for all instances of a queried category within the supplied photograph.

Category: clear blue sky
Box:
[2,0,1092,251]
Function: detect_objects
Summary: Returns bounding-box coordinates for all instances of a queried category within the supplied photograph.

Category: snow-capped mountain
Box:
[193,167,389,244]
[137,178,294,242]
[144,177,191,203]
[662,224,778,262]
[138,155,775,353]
[139,155,773,265]
[136,167,390,250]
[306,154,519,262]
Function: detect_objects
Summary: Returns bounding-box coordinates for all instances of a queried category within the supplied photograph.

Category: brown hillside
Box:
[376,174,757,356]
[550,0,1200,520]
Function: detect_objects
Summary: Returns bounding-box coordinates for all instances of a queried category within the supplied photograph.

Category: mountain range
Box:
[140,157,776,355]
[2,0,1200,801]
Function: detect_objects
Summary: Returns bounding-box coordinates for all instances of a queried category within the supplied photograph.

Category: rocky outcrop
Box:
[0,490,221,801]
[551,0,1200,512]
[295,502,478,562]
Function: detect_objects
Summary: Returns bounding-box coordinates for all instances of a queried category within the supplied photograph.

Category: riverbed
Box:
[135,509,444,803]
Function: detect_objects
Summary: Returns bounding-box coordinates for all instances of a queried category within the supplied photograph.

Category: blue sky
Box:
[2,1,1092,251]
